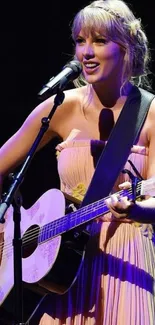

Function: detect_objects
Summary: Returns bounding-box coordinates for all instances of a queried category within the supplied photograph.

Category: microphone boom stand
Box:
[0,89,65,325]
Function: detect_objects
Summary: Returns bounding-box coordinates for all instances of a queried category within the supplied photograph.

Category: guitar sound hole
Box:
[22,225,40,258]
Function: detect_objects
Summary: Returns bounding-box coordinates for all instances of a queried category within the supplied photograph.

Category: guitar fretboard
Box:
[38,184,141,244]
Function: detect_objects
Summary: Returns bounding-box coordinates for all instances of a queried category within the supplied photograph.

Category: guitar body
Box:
[0,189,90,307]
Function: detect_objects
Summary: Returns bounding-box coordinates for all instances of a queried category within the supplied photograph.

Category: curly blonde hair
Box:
[71,0,152,92]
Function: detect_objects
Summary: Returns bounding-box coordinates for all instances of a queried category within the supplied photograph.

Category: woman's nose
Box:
[83,43,94,58]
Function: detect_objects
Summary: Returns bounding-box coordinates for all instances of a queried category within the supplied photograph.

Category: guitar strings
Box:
[0,184,142,257]
[0,185,141,255]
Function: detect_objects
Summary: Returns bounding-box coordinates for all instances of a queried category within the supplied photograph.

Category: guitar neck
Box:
[38,180,143,244]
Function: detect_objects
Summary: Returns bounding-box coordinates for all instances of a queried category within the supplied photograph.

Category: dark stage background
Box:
[0,0,155,323]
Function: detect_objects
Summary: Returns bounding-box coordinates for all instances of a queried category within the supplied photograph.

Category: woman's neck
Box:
[89,82,133,108]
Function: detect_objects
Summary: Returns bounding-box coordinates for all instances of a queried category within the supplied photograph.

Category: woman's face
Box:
[75,29,126,85]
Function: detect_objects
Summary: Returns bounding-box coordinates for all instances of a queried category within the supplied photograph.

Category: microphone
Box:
[38,60,82,100]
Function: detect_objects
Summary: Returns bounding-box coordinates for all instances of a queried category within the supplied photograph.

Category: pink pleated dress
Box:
[39,130,155,325]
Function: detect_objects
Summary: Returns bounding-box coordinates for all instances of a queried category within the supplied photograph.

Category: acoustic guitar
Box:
[0,176,155,309]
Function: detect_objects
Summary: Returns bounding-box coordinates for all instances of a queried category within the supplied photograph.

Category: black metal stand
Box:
[12,187,24,325]
[0,89,65,325]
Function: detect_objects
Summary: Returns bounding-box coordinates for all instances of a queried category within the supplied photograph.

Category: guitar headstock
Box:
[140,176,155,197]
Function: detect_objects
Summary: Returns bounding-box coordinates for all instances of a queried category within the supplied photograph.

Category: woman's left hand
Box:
[105,193,133,219]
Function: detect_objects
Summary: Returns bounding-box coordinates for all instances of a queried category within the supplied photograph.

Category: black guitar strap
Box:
[81,86,155,207]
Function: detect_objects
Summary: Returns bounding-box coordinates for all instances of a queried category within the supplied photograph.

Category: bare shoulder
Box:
[24,86,86,129]
[146,95,155,137]
[147,95,155,116]
[144,94,155,177]
[147,96,155,123]
[37,86,86,115]
[59,86,87,109]
[48,86,87,131]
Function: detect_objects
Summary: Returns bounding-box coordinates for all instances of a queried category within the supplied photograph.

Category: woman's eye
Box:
[75,38,84,44]
[95,38,107,44]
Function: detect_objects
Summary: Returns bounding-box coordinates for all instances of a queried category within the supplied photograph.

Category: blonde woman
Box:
[0,1,155,324]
